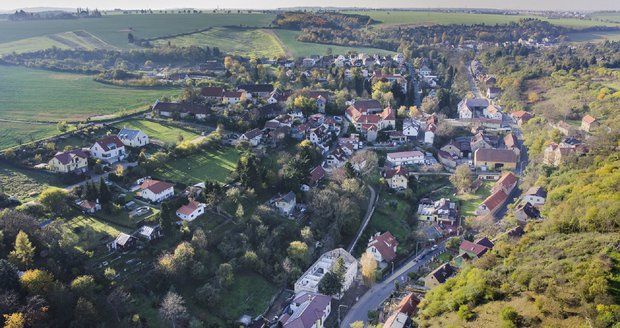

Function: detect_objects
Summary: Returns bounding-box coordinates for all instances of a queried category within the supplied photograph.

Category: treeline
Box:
[298,19,572,51]
[273,11,376,30]
[8,8,101,21]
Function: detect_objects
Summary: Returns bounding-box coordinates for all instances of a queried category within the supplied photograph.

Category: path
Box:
[347,185,377,253]
[64,162,137,191]
[466,61,483,98]
[340,241,447,327]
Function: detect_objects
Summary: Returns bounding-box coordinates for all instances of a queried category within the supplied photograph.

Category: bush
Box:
[500,306,519,328]
[457,305,475,321]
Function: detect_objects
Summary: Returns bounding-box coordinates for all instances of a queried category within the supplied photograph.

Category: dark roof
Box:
[276,191,296,204]
[200,86,224,97]
[242,128,262,139]
[474,236,494,249]
[308,165,325,185]
[280,292,331,328]
[459,240,489,257]
[516,202,540,219]
[368,231,398,262]
[237,84,274,93]
[152,101,208,115]
[475,148,518,164]
[53,149,88,165]
[95,135,124,152]
[526,186,546,198]
[351,99,382,113]
[430,263,455,284]
[118,128,143,140]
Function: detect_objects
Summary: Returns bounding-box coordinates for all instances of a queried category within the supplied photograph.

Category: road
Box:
[347,185,377,253]
[64,161,137,191]
[340,242,447,327]
[465,62,483,98]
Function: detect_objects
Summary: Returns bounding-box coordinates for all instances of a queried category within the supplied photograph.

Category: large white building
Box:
[117,128,149,147]
[139,179,174,203]
[90,135,126,164]
[294,248,358,299]
[386,150,425,166]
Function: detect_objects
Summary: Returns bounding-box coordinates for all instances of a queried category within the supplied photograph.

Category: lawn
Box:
[343,10,620,28]
[153,147,241,185]
[153,27,286,58]
[0,121,60,150]
[274,29,396,57]
[62,215,130,252]
[113,119,200,145]
[0,161,63,201]
[0,13,276,48]
[0,30,114,55]
[456,181,493,218]
[0,65,180,122]
[216,272,280,320]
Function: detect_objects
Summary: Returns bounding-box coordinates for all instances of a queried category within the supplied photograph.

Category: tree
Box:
[217,263,234,287]
[106,287,131,323]
[72,297,98,328]
[421,96,439,114]
[350,321,364,328]
[318,271,343,296]
[70,275,97,299]
[360,252,378,286]
[195,283,220,305]
[20,269,54,295]
[127,32,134,44]
[98,177,112,204]
[287,241,308,263]
[3,313,25,328]
[38,187,69,214]
[450,164,473,193]
[0,260,19,292]
[8,231,35,268]
[159,292,188,328]
[500,306,519,328]
[350,150,379,178]
[445,237,461,253]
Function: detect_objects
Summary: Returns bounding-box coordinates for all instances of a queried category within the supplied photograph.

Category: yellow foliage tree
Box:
[360,251,378,286]
[3,313,25,328]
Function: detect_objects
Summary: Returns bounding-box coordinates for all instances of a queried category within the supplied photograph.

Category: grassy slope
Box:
[153,147,241,184]
[0,13,276,48]
[274,29,396,57]
[153,27,286,58]
[0,121,59,150]
[344,10,620,28]
[0,65,180,122]
[112,119,199,144]
[62,215,130,252]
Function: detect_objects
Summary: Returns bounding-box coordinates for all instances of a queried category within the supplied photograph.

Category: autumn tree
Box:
[3,313,25,328]
[360,251,378,286]
[450,164,474,193]
[20,269,54,295]
[287,241,309,263]
[159,292,188,328]
[38,187,69,214]
[8,231,35,268]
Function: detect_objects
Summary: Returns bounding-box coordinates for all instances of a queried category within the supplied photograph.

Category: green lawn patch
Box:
[0,121,60,150]
[0,161,63,201]
[0,65,180,122]
[63,215,130,252]
[113,119,200,145]
[217,272,279,320]
[273,29,396,57]
[567,30,620,43]
[456,181,493,218]
[153,147,240,185]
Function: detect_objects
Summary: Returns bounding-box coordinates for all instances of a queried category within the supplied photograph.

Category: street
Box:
[340,242,447,327]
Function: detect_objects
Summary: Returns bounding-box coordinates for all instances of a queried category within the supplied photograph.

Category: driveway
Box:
[340,242,447,327]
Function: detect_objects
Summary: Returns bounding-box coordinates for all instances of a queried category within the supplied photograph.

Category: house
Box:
[237,84,274,98]
[417,198,459,224]
[294,248,358,299]
[483,104,503,120]
[486,86,501,99]
[383,294,420,328]
[470,132,495,153]
[524,186,546,206]
[459,237,494,259]
[345,101,395,136]
[476,189,508,216]
[555,120,572,136]
[77,199,101,214]
[223,91,244,104]
[510,111,534,126]
[308,165,326,187]
[424,263,455,289]
[473,148,518,171]
[117,128,149,147]
[137,225,163,241]
[139,179,174,203]
[279,292,331,328]
[581,114,598,132]
[239,128,263,147]
[305,91,333,113]
[274,191,296,216]
[402,119,420,137]
[504,133,519,156]
[366,231,398,266]
[458,98,489,119]
[48,149,89,173]
[515,202,541,222]
[388,131,407,143]
[200,86,225,100]
[386,150,424,166]
[90,135,126,164]
[152,101,208,119]
[437,150,457,168]
[440,141,463,158]
[109,233,136,251]
[419,65,432,77]
[371,72,408,93]
[543,141,586,166]
[384,166,409,190]
[493,172,518,195]
[424,123,436,145]
[176,201,206,221]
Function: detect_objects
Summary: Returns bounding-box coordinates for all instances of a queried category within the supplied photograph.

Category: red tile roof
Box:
[140,179,174,194]
[200,86,224,97]
[474,148,518,164]
[384,166,408,179]
[177,201,203,216]
[481,190,508,212]
[95,135,124,152]
[582,114,596,124]
[308,165,326,185]
[368,231,398,262]
[459,240,489,257]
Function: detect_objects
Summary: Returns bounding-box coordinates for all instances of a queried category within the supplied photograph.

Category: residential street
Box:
[347,185,377,253]
[340,242,447,327]
[465,61,483,98]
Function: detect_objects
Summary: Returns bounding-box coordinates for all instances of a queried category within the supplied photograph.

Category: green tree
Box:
[287,241,308,263]
[318,271,343,296]
[450,164,473,193]
[72,297,98,328]
[8,231,35,268]
[217,263,234,287]
[500,306,519,328]
[0,260,20,292]
[98,177,112,204]
[70,275,97,300]
[38,187,69,214]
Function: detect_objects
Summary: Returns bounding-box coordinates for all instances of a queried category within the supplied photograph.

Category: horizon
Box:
[2,0,620,12]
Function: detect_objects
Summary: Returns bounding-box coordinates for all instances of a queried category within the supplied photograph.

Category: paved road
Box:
[340,242,447,327]
[465,62,483,98]
[347,185,377,253]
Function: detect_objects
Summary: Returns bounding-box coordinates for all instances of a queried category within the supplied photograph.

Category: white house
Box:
[483,104,503,120]
[294,248,358,299]
[274,191,296,216]
[523,186,546,206]
[48,149,89,173]
[424,124,436,145]
[139,179,174,203]
[279,292,331,328]
[117,128,149,147]
[239,128,263,147]
[386,151,425,166]
[402,119,420,137]
[384,166,409,190]
[90,135,126,164]
[223,91,244,104]
[367,231,398,266]
[176,201,206,221]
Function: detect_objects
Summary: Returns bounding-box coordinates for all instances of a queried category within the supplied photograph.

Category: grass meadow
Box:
[0,161,63,200]
[113,119,200,145]
[274,29,396,57]
[153,147,241,184]
[0,65,180,122]
[0,121,59,150]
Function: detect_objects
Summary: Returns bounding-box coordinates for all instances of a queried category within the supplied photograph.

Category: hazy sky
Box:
[3,0,619,11]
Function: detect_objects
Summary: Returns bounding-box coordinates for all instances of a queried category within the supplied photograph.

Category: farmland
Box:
[0,121,59,150]
[0,65,180,122]
[0,30,113,55]
[0,13,276,49]
[112,119,200,145]
[344,10,620,28]
[153,147,241,184]
[274,29,395,57]
[153,27,286,58]
[0,161,63,201]
[567,30,620,43]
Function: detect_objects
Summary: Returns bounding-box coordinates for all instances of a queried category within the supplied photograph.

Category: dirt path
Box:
[263,29,293,58]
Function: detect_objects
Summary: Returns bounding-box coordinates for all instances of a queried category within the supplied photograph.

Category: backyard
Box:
[0,161,64,201]
[62,215,130,253]
[455,181,493,218]
[153,147,241,185]
[113,119,201,145]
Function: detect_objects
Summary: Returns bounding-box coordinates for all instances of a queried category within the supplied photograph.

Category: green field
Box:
[274,29,395,57]
[344,10,620,28]
[456,181,493,218]
[154,27,286,58]
[154,147,241,184]
[567,30,620,43]
[0,161,63,200]
[217,272,279,319]
[0,30,115,55]
[113,119,200,144]
[0,65,180,122]
[63,215,130,252]
[0,121,60,150]
[590,12,620,23]
[0,13,276,49]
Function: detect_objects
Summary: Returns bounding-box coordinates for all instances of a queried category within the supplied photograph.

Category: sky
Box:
[2,0,620,11]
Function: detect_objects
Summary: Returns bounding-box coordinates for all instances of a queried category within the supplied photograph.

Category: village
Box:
[1,46,600,328]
